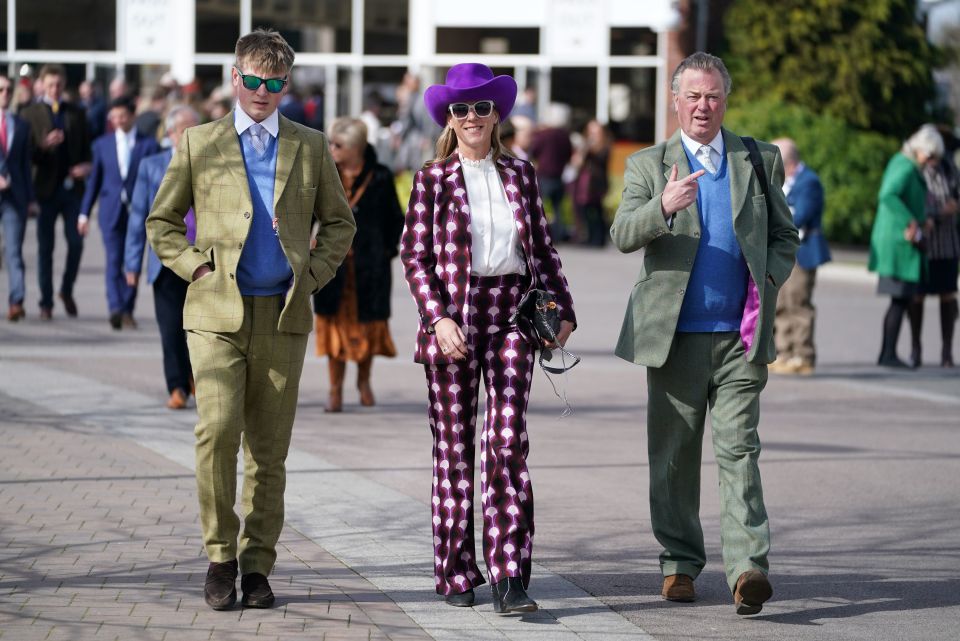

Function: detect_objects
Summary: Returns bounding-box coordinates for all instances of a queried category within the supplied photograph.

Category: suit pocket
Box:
[299,187,317,214]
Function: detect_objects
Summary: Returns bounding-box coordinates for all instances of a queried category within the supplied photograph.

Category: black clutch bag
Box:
[509,289,581,375]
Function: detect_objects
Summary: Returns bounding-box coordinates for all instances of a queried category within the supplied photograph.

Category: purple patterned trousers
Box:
[424,274,536,596]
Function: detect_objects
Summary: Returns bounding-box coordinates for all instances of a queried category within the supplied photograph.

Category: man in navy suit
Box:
[0,74,37,321]
[770,138,831,375]
[78,96,160,329]
[124,105,199,409]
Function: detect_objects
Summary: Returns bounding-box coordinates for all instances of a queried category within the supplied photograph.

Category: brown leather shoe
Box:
[662,574,695,602]
[7,303,25,322]
[121,312,138,329]
[734,570,772,615]
[58,293,78,317]
[167,388,188,410]
[39,307,53,321]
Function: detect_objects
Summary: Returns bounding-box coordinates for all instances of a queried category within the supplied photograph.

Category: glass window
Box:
[436,28,538,55]
[609,67,656,142]
[253,0,351,54]
[364,0,408,55]
[17,0,116,50]
[0,1,7,51]
[197,0,240,54]
[550,67,596,132]
[610,27,657,56]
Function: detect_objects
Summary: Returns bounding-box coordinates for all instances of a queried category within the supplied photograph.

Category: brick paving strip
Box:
[0,364,653,641]
[0,392,430,641]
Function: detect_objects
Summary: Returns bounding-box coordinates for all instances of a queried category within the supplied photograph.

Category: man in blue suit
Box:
[0,74,37,321]
[124,105,200,409]
[78,96,160,329]
[770,138,831,375]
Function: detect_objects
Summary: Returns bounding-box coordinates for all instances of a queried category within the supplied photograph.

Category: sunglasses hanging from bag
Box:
[509,288,580,416]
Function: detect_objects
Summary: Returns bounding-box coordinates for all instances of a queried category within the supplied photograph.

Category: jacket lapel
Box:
[724,129,752,230]
[213,114,253,209]
[273,116,301,210]
[495,156,532,265]
[662,130,701,237]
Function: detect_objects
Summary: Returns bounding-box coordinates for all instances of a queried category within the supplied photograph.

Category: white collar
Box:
[680,129,724,159]
[458,149,493,169]
[115,127,136,142]
[234,106,279,138]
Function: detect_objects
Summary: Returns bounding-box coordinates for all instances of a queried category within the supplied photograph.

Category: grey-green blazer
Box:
[146,113,356,334]
[610,129,799,367]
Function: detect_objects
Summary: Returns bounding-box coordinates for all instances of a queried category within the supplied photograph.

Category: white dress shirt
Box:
[460,151,526,277]
[115,127,137,180]
[234,105,279,142]
[680,129,724,174]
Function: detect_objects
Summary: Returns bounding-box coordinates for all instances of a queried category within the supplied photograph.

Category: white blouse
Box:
[460,152,526,277]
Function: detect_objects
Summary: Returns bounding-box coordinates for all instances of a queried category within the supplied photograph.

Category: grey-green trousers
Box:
[187,295,309,576]
[646,331,770,593]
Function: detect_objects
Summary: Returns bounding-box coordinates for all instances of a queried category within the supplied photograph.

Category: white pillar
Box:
[349,0,364,116]
[171,0,197,84]
[407,0,435,72]
[240,0,252,35]
[325,64,338,128]
[596,64,609,125]
[7,0,15,77]
[655,30,668,143]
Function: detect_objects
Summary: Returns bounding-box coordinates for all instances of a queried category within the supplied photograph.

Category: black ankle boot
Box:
[907,299,924,369]
[444,588,475,607]
[491,577,538,614]
[941,298,957,367]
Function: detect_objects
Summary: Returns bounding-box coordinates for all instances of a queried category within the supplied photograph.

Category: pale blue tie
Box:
[697,144,716,174]
[249,123,266,156]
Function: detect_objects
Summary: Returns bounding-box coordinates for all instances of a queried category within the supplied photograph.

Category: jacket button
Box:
[238,242,243,249]
[229,273,235,280]
[678,288,685,295]
[244,211,251,219]
[686,259,692,265]
[693,232,700,238]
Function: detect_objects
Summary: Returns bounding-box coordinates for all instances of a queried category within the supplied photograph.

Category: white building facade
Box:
[0,0,684,141]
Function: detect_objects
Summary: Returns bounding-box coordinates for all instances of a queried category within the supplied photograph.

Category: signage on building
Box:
[547,0,607,60]
[124,0,174,59]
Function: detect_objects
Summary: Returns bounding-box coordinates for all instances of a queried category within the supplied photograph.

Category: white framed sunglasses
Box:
[448,100,495,120]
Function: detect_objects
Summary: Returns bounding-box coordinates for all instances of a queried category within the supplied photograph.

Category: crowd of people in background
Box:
[0,62,957,377]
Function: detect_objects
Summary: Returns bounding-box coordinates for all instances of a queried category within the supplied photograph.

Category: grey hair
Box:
[329,117,368,150]
[671,52,732,96]
[902,124,944,160]
[165,104,200,131]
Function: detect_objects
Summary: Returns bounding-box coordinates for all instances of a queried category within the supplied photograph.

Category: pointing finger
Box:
[683,169,706,183]
[668,164,678,182]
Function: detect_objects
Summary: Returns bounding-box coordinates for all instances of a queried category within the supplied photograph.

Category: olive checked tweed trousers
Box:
[187,295,309,576]
[646,331,771,593]
[423,274,536,596]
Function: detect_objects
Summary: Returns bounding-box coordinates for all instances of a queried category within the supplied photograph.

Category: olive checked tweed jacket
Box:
[610,129,799,367]
[400,153,576,365]
[146,113,356,335]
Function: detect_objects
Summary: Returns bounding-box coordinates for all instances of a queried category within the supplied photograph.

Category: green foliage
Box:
[725,99,899,244]
[724,0,938,138]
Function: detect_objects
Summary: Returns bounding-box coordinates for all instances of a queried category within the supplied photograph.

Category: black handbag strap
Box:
[741,136,773,216]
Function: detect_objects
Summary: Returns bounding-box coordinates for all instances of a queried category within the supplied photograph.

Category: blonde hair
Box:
[329,117,368,150]
[429,118,511,166]
[235,28,295,76]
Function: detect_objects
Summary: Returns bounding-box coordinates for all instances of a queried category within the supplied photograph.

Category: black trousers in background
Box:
[153,266,192,393]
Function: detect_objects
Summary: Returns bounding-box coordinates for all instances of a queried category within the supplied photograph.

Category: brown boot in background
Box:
[325,358,346,412]
[357,357,375,407]
[661,574,695,602]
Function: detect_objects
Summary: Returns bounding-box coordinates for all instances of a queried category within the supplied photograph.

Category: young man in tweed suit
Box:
[147,29,355,610]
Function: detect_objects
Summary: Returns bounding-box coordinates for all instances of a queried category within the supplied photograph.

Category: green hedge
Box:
[724,99,900,245]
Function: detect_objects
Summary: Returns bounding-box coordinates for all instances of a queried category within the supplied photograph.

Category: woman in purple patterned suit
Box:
[400,64,576,613]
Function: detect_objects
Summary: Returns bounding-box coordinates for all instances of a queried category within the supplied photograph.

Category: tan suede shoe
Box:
[734,570,773,615]
[661,574,695,602]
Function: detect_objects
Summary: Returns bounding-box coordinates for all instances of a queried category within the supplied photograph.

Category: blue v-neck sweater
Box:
[237,131,292,296]
[676,148,748,333]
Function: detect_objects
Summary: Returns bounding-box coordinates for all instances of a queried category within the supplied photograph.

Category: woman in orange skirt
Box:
[313,117,404,411]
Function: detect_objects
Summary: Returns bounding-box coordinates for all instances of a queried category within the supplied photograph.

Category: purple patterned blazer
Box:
[400,153,576,365]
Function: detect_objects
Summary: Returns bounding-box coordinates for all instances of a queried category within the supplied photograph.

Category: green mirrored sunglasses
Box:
[234,66,288,93]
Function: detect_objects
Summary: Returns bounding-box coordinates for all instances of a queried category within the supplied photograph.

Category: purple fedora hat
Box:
[424,63,518,128]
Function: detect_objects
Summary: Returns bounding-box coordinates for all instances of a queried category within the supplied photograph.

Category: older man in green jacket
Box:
[611,52,798,615]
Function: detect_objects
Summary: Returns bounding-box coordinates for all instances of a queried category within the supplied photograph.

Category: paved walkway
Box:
[2,223,959,641]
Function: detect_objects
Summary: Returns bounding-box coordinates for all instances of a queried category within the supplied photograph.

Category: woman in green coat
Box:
[869,124,944,368]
